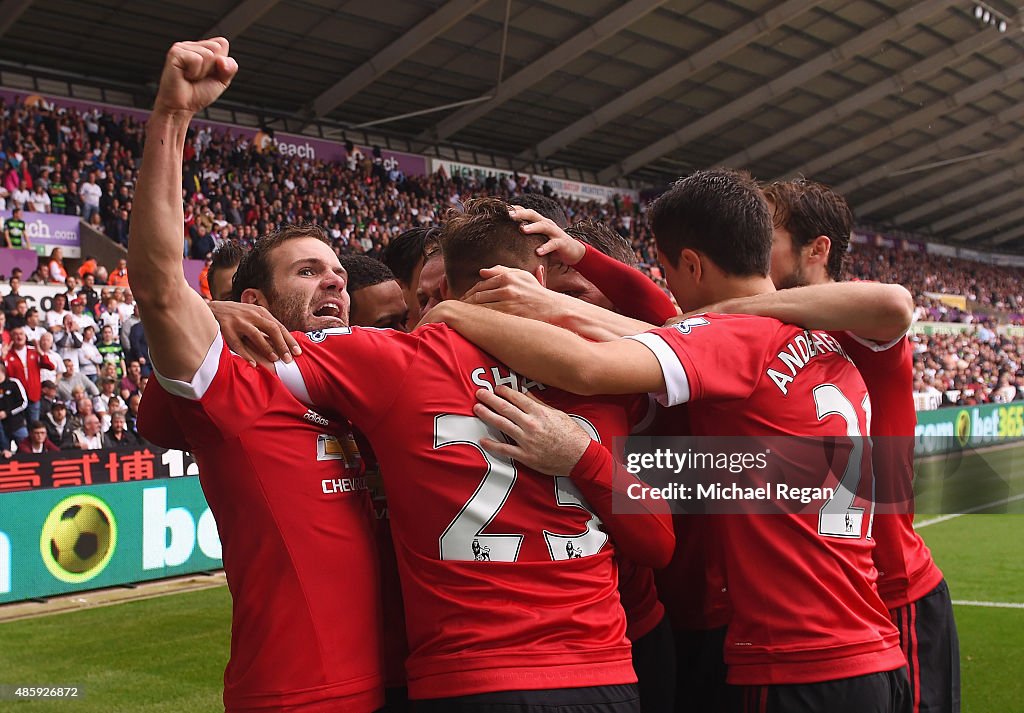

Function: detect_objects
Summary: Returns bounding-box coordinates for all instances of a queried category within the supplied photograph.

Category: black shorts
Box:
[412,684,641,713]
[672,625,737,712]
[889,579,961,713]
[631,614,675,713]
[377,686,409,712]
[736,667,911,713]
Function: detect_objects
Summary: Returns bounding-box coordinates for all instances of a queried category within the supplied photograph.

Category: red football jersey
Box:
[136,378,189,450]
[354,432,410,689]
[137,335,385,712]
[573,244,674,641]
[648,405,732,633]
[628,314,904,685]
[836,332,943,609]
[276,324,643,700]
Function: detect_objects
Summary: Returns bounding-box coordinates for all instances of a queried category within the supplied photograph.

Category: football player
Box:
[761,178,958,713]
[424,169,912,713]
[130,39,385,713]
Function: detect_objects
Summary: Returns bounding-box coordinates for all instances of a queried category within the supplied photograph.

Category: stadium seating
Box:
[1,95,1022,413]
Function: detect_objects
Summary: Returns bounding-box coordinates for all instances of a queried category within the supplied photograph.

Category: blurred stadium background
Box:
[0,0,1021,710]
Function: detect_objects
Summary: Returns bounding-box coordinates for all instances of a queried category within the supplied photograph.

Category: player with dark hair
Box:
[339,255,408,331]
[274,195,674,712]
[763,178,852,289]
[130,39,384,713]
[382,226,434,327]
[567,220,636,267]
[760,178,958,713]
[509,193,569,228]
[539,220,641,311]
[338,252,412,709]
[415,229,445,319]
[425,169,911,713]
[208,239,247,302]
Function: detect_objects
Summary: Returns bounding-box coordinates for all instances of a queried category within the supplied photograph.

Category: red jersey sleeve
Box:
[147,333,274,448]
[570,440,674,568]
[274,326,418,433]
[574,243,677,324]
[625,314,777,406]
[136,379,190,450]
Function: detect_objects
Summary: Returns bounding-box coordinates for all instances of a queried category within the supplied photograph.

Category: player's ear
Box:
[680,248,702,282]
[532,263,547,288]
[807,235,831,266]
[439,274,450,300]
[239,288,269,308]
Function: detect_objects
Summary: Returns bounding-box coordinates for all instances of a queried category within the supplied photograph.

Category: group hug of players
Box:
[128,39,960,713]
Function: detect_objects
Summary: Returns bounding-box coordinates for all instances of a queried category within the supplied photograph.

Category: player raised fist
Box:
[153,38,237,117]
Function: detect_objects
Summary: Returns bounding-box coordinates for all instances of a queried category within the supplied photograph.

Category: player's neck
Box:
[700,275,776,306]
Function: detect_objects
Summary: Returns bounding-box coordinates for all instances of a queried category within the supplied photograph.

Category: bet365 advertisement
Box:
[0,476,222,604]
[915,402,1024,455]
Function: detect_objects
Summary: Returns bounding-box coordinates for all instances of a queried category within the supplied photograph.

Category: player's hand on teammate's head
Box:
[463,266,560,320]
[154,38,237,117]
[474,385,592,476]
[209,301,300,367]
[509,206,586,266]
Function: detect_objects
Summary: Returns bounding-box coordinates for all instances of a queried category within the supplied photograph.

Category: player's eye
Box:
[298,267,315,277]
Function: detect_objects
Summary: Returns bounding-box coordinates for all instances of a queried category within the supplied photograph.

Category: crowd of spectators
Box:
[3,94,1024,410]
[0,263,145,453]
[912,331,1024,409]
[847,243,1024,323]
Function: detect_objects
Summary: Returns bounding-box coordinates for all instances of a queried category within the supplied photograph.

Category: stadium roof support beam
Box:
[928,178,1024,232]
[856,133,1024,217]
[205,0,280,39]
[778,61,1024,181]
[0,0,33,37]
[519,0,814,164]
[719,24,1004,170]
[987,223,1024,247]
[948,202,1024,243]
[835,100,1024,197]
[598,0,954,183]
[893,160,1024,226]
[304,0,488,121]
[425,0,669,143]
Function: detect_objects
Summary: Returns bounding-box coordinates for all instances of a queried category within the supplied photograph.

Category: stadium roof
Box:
[3,0,1024,251]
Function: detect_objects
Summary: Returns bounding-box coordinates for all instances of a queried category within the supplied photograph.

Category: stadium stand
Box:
[0,94,1021,429]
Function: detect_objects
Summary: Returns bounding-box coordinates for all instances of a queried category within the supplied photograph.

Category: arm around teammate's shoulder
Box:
[426,300,666,397]
[704,282,914,344]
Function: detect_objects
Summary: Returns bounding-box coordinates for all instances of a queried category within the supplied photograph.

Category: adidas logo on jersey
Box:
[303,410,329,427]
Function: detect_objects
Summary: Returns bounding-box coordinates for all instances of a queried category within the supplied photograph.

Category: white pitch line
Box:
[914,492,1024,529]
[952,600,1024,609]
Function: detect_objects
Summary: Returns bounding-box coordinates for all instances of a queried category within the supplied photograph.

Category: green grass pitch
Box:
[0,448,1021,712]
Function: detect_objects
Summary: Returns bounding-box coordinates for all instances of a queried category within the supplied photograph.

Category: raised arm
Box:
[424,300,665,397]
[697,281,914,343]
[128,39,237,382]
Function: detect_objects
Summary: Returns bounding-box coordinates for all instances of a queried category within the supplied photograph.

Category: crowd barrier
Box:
[915,401,1024,455]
